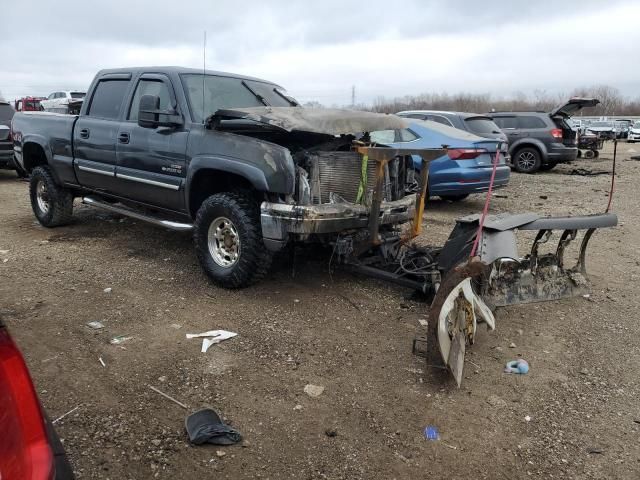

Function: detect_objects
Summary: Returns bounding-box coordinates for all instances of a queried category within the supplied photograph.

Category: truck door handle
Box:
[80,128,90,139]
[118,132,130,144]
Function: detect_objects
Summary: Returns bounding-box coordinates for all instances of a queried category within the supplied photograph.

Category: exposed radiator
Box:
[306,151,409,205]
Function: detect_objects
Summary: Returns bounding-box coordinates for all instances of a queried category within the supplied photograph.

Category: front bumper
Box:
[260,194,416,244]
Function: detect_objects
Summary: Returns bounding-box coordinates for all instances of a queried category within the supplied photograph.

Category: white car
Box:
[627,121,640,143]
[41,90,86,113]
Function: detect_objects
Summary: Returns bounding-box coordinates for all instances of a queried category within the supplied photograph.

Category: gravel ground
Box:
[1,142,639,479]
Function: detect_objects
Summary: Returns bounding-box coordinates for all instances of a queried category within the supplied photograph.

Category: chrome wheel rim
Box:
[518,151,536,170]
[36,180,50,214]
[207,217,240,268]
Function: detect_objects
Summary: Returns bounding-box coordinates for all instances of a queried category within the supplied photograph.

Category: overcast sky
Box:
[2,0,638,105]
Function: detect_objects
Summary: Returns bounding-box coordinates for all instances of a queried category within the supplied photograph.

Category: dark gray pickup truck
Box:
[12,67,418,287]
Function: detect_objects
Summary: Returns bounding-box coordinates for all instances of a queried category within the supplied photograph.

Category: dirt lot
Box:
[1,142,639,479]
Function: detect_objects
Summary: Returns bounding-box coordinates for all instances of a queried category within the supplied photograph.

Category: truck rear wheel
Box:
[29,166,74,227]
[194,192,272,288]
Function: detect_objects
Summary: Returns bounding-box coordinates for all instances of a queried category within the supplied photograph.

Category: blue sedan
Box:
[371,120,510,201]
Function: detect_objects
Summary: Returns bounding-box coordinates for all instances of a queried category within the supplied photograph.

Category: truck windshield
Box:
[182,74,295,123]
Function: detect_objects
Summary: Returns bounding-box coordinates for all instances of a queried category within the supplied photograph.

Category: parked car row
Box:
[396,98,598,175]
[570,117,635,139]
[40,91,86,114]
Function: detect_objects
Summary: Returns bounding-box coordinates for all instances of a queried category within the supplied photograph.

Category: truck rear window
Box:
[182,74,295,123]
[87,80,129,119]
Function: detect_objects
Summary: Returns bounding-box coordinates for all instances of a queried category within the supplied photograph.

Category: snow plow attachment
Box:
[430,212,617,385]
[329,145,617,386]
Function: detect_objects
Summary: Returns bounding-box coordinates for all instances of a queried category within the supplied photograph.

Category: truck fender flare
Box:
[186,156,271,213]
[19,134,66,184]
[19,134,53,167]
[509,138,547,159]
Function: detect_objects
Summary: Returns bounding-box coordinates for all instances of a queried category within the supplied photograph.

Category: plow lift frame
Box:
[342,143,618,386]
[339,146,443,293]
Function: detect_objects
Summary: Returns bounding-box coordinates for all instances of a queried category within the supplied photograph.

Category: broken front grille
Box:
[306,151,411,205]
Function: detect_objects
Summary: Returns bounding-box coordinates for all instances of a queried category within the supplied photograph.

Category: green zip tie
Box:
[356,154,368,204]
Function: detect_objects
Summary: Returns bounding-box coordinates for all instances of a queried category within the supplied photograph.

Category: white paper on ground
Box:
[185,330,238,353]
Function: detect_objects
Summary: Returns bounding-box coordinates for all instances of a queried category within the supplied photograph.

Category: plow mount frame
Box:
[337,144,617,308]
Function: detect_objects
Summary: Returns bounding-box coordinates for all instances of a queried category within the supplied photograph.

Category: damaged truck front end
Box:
[210,107,440,250]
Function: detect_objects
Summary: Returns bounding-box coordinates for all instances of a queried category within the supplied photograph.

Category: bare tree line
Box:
[368,85,640,117]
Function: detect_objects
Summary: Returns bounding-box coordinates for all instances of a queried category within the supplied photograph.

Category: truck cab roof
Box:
[95,66,283,87]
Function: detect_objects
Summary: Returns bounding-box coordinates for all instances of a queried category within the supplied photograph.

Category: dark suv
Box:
[487,98,599,173]
[0,101,16,170]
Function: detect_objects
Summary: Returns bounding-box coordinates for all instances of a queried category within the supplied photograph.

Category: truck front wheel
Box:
[29,166,74,227]
[194,192,272,288]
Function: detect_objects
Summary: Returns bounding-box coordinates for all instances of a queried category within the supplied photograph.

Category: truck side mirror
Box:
[138,94,160,128]
[138,94,183,129]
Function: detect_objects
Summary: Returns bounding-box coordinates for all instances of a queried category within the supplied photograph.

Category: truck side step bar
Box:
[82,196,194,231]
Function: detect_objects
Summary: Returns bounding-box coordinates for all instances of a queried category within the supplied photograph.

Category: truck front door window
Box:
[88,80,129,120]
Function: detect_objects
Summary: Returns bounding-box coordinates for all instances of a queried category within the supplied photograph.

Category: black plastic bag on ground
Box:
[185,408,242,445]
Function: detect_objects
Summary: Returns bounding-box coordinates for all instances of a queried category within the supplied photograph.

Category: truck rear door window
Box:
[87,80,129,120]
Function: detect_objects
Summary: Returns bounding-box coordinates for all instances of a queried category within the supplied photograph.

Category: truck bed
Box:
[12,112,79,185]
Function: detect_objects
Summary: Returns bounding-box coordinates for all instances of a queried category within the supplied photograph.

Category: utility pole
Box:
[351,85,356,107]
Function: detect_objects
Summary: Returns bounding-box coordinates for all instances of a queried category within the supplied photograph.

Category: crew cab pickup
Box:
[12,67,420,288]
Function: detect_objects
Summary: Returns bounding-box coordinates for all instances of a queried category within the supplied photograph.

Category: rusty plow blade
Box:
[429,212,617,386]
[437,212,618,308]
[475,213,618,307]
[429,260,495,387]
